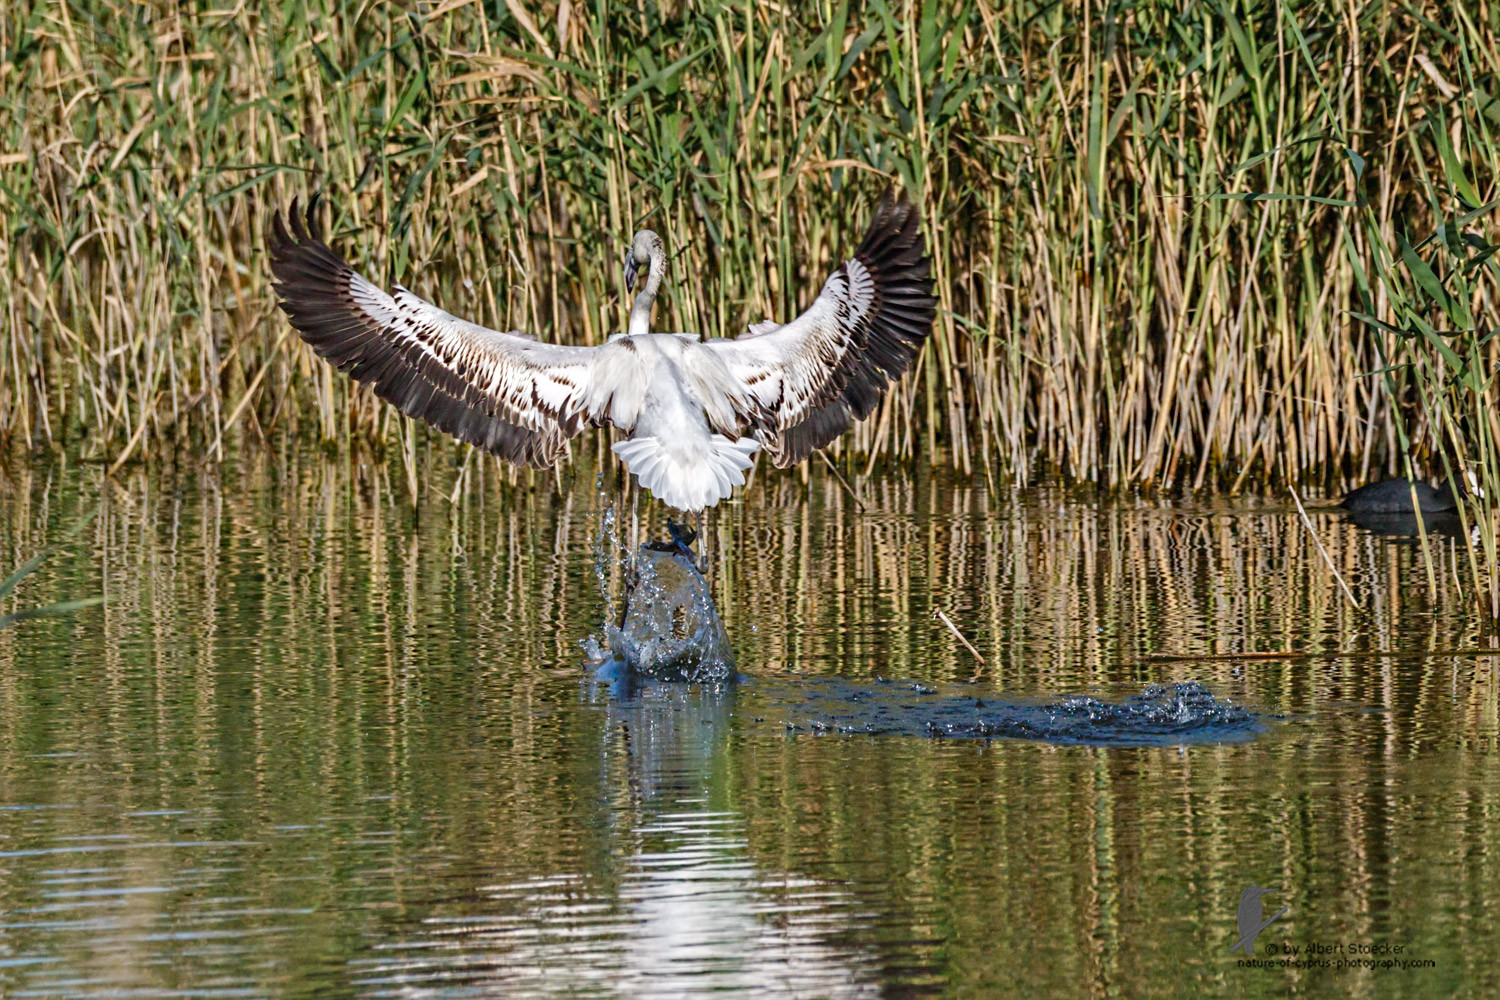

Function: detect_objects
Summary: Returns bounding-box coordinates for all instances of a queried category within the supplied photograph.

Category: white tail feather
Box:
[613,434,759,511]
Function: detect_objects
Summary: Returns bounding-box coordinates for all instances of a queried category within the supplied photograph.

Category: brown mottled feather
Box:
[706,191,937,467]
[268,201,593,467]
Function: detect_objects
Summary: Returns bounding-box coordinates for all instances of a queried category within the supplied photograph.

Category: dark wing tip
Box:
[850,190,938,375]
[769,192,939,467]
[266,199,575,470]
[268,197,329,284]
[269,207,292,257]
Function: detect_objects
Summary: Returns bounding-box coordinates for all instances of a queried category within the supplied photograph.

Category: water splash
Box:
[590,478,630,627]
[608,546,735,683]
[584,497,735,685]
[766,679,1264,746]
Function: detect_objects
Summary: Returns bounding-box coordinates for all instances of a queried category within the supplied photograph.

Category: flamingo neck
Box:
[627,247,664,338]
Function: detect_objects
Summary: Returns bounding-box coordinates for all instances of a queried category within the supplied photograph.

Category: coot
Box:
[1341,475,1469,513]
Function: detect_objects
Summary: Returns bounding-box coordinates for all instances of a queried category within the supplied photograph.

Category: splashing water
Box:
[580,495,1258,736]
[584,496,736,685]
[590,477,632,627]
[609,548,735,683]
[766,679,1264,745]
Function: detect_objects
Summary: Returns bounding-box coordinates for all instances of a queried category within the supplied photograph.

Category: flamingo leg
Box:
[696,509,707,573]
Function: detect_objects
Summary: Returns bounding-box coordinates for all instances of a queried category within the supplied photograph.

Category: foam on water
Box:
[606,546,735,683]
[585,500,735,684]
[763,678,1265,746]
[584,503,1262,744]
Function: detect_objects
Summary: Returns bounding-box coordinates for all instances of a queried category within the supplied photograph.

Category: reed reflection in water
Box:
[353,685,882,998]
[0,453,1496,998]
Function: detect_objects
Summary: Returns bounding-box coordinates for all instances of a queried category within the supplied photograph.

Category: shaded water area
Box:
[1,453,1498,998]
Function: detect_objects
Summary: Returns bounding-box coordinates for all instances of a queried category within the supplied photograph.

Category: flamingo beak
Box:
[625,253,639,292]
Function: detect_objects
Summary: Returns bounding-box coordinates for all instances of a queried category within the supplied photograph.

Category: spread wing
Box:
[268,202,596,467]
[704,192,937,467]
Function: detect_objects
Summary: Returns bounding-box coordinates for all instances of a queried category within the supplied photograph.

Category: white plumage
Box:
[268,193,935,511]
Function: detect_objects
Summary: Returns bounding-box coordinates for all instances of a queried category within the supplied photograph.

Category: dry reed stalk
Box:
[0,1,1498,611]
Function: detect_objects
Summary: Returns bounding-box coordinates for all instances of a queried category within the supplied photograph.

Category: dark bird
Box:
[644,519,701,561]
[1230,885,1286,955]
[267,192,936,512]
[1340,471,1478,514]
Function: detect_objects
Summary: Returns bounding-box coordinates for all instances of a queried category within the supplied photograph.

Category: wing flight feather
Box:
[268,203,596,467]
[705,192,937,467]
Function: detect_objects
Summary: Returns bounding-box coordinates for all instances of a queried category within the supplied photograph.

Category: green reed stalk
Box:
[0,1,1498,611]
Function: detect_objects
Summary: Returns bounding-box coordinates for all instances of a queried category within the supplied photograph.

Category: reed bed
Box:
[3,0,1500,609]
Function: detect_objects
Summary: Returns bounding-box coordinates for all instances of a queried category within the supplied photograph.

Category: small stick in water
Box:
[1291,490,1360,610]
[932,607,985,663]
[817,450,866,511]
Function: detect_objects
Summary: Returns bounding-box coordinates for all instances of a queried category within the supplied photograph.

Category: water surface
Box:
[0,454,1495,998]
